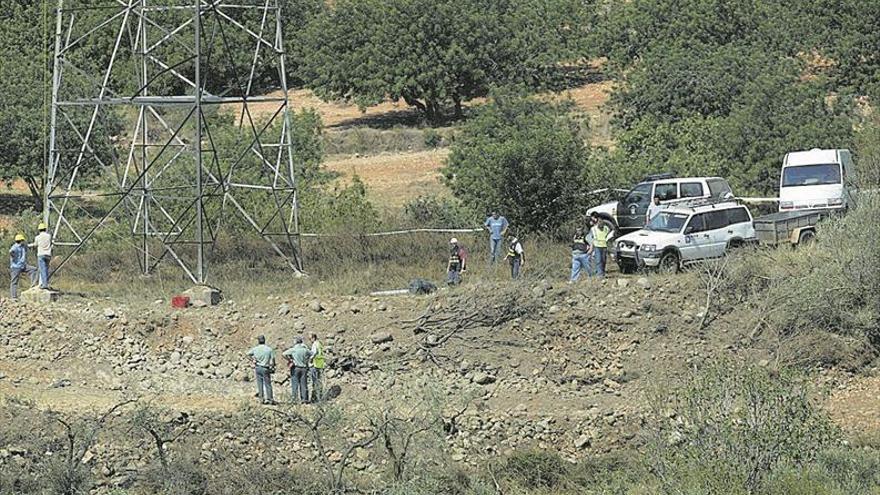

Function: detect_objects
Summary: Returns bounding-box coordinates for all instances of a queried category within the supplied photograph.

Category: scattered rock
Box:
[370,332,393,344]
[616,279,629,288]
[574,434,593,450]
[473,372,496,385]
[636,277,652,289]
[21,288,60,304]
[103,308,117,319]
[309,300,324,313]
[278,304,291,316]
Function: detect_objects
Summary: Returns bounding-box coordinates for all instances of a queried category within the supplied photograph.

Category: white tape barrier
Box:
[300,227,485,238]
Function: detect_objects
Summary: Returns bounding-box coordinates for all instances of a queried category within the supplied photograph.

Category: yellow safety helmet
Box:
[38,222,47,230]
[14,233,26,242]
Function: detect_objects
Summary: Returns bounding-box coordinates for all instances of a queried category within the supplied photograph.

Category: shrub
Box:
[500,450,569,489]
[443,94,589,235]
[648,360,837,494]
[402,195,478,228]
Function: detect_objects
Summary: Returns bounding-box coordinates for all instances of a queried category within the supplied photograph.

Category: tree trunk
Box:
[23,175,43,212]
[452,94,463,119]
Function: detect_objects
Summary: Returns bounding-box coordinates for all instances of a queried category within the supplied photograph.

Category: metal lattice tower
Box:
[46,0,304,284]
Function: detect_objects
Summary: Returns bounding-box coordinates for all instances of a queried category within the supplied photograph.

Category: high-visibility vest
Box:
[507,245,519,260]
[312,341,325,369]
[449,250,461,267]
[591,225,610,248]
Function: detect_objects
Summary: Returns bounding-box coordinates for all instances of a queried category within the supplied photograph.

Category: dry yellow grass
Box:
[324,149,450,207]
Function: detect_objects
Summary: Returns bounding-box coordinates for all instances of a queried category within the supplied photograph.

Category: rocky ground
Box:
[0,274,874,492]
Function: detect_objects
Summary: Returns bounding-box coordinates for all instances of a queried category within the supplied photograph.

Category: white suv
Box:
[613,201,756,273]
[588,175,734,233]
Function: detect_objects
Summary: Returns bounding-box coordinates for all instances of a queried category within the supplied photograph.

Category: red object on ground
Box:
[171,295,190,309]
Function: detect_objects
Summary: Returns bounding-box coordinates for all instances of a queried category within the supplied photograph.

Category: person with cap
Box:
[483,211,509,264]
[283,336,311,403]
[247,335,276,405]
[569,226,592,283]
[504,236,525,279]
[446,237,468,286]
[308,332,326,402]
[9,234,37,299]
[29,223,52,289]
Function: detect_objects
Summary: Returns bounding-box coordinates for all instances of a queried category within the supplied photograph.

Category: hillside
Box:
[0,269,873,492]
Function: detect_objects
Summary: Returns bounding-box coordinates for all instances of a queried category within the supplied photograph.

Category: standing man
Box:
[483,211,509,264]
[505,236,525,279]
[29,223,52,289]
[646,196,663,224]
[247,335,276,405]
[9,234,37,299]
[446,238,468,286]
[283,336,311,404]
[569,227,592,283]
[589,213,612,278]
[308,332,325,403]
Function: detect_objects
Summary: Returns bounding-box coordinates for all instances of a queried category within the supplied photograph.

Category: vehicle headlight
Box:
[640,244,657,252]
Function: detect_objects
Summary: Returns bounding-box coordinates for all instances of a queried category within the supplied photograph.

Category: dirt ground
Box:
[324,149,450,207]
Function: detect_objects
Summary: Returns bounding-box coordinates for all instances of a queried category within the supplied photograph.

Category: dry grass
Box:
[325,149,450,207]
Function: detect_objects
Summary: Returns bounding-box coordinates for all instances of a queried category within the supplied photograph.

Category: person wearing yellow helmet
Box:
[9,233,38,299]
[29,222,52,289]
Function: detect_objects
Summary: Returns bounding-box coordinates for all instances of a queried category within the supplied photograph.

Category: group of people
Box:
[569,212,613,282]
[446,211,525,285]
[446,211,611,285]
[247,333,326,405]
[8,223,53,298]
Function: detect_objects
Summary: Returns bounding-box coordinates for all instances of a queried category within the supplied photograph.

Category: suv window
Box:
[654,183,678,201]
[704,210,729,230]
[727,207,750,224]
[707,178,732,198]
[624,183,652,207]
[686,214,705,234]
[680,182,703,198]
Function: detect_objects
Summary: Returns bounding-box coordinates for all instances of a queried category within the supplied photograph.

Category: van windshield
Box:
[782,164,841,187]
[646,212,689,233]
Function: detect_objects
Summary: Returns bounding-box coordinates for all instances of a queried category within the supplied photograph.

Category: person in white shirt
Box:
[646,196,663,225]
[29,223,52,289]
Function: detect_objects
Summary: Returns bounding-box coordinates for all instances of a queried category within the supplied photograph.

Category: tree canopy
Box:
[298,0,592,122]
[443,94,588,234]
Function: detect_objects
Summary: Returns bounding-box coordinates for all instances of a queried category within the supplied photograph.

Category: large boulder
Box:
[20,288,59,304]
[182,285,221,306]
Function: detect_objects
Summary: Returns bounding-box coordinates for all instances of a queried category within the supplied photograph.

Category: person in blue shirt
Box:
[483,211,509,264]
[9,234,38,299]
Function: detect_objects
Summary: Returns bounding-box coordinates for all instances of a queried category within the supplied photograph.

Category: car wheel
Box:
[618,261,637,274]
[797,230,816,246]
[658,251,680,274]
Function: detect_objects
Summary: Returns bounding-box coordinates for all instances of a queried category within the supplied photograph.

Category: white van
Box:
[779,148,856,212]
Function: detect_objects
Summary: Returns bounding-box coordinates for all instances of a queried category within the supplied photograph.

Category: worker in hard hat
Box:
[9,234,38,299]
[446,237,469,286]
[29,223,52,289]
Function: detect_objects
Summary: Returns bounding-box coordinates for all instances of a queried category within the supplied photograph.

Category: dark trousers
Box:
[291,367,309,403]
[510,258,521,279]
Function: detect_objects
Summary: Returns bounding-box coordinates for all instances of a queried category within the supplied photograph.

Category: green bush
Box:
[402,195,478,228]
[500,450,569,489]
[648,360,837,494]
[443,94,589,235]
